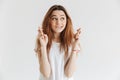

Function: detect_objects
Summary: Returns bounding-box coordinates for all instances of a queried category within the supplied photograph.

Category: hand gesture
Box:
[74,28,81,40]
[37,27,48,47]
[72,28,81,53]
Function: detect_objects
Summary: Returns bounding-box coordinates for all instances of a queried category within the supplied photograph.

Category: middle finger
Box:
[77,28,81,34]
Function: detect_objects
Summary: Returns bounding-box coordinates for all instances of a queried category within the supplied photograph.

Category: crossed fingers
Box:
[38,27,44,37]
[74,28,81,40]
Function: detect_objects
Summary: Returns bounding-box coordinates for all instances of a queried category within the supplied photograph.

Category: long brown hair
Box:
[35,5,74,58]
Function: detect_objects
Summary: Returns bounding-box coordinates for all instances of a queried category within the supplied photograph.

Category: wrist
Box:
[37,46,46,51]
[72,49,80,54]
[40,43,47,48]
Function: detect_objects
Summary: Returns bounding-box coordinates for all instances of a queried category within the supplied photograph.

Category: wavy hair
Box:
[35,5,74,58]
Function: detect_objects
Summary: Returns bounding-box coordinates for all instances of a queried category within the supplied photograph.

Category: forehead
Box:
[51,10,66,16]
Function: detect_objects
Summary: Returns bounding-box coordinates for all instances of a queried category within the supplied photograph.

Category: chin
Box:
[54,30,62,34]
[55,31,62,34]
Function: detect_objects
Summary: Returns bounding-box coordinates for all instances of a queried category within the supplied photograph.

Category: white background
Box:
[0,0,120,80]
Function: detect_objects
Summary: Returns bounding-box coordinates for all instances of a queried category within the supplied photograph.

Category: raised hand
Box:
[72,28,81,53]
[74,28,81,40]
[37,27,48,47]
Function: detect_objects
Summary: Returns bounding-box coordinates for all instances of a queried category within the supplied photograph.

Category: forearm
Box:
[65,52,78,77]
[38,46,51,78]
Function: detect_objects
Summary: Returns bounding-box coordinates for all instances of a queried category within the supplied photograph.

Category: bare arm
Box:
[36,27,51,78]
[64,46,79,78]
[65,28,81,78]
[37,46,51,78]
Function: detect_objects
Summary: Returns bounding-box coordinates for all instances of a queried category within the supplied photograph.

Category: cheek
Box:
[63,20,67,26]
[50,22,56,30]
[50,21,55,27]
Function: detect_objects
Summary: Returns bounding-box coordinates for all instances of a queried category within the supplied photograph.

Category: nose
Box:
[56,19,61,25]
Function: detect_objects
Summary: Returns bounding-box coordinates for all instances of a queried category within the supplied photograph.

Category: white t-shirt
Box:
[39,41,74,80]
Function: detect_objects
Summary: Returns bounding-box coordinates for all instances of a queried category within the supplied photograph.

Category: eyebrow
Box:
[51,15,65,17]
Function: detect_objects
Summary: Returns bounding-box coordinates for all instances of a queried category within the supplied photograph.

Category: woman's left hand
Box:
[72,28,81,53]
[74,28,81,40]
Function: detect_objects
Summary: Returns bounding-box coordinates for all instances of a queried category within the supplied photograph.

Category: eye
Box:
[60,17,65,21]
[51,17,58,21]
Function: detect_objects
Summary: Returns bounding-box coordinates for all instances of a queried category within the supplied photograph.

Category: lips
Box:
[56,26,62,28]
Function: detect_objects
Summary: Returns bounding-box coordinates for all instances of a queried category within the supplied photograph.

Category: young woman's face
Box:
[50,10,67,34]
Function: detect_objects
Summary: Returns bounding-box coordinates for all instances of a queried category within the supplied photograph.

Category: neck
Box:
[53,33,60,43]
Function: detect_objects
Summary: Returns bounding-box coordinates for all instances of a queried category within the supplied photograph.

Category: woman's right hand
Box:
[37,27,48,47]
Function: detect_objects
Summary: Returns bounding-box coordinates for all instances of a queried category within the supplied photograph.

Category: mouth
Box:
[56,26,62,28]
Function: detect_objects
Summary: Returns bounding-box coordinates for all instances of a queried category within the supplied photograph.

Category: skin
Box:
[50,10,67,42]
[37,10,81,78]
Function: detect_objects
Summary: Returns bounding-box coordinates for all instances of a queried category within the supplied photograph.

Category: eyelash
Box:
[51,18,57,20]
[51,17,65,21]
[61,17,64,20]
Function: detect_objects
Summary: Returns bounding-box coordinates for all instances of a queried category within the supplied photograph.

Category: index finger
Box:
[38,27,43,36]
[77,28,81,34]
[39,28,43,36]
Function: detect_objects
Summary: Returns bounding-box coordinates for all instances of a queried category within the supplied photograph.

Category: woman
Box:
[34,5,81,80]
